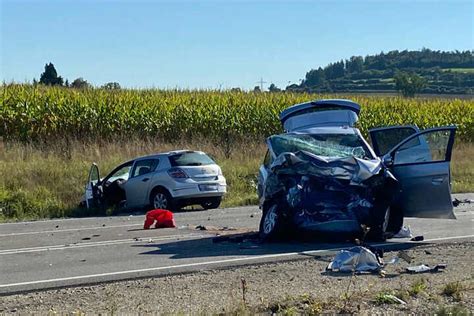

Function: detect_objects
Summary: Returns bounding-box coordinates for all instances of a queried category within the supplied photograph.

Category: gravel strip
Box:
[1,241,473,314]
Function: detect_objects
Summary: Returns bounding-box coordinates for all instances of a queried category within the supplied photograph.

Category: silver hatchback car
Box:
[83,150,227,211]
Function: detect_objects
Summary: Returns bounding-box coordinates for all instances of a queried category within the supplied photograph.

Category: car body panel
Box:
[280,99,360,132]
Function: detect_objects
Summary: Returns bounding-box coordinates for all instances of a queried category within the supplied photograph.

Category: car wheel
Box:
[201,197,222,210]
[150,189,175,212]
[259,204,282,241]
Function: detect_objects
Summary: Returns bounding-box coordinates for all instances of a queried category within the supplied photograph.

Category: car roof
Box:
[134,150,205,161]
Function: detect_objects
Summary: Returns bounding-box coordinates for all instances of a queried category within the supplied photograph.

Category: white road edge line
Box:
[1,234,473,289]
[0,234,208,255]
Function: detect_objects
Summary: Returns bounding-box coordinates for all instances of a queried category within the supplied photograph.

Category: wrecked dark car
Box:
[257,99,456,240]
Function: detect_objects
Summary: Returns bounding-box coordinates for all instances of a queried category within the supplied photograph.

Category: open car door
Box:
[85,163,100,209]
[381,127,456,219]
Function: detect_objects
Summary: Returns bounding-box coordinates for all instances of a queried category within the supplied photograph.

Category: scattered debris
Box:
[410,235,424,242]
[326,246,382,273]
[212,233,259,244]
[406,264,447,273]
[377,293,406,305]
[397,250,413,264]
[453,198,473,207]
[393,226,413,238]
[144,209,176,229]
[195,225,237,231]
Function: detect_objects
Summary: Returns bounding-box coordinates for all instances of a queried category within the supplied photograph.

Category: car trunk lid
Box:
[168,151,220,181]
[280,99,361,132]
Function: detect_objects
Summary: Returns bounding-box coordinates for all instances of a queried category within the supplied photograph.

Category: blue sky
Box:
[1,0,472,89]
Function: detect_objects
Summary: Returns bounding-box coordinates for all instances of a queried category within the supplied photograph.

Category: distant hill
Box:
[286,49,474,94]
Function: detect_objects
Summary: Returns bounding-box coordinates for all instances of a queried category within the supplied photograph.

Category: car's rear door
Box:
[382,127,456,219]
[124,159,159,208]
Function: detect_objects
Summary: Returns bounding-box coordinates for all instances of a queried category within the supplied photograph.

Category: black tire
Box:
[368,206,391,241]
[149,188,175,212]
[259,204,283,241]
[201,197,222,210]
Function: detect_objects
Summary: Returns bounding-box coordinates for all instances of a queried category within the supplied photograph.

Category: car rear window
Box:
[168,152,215,166]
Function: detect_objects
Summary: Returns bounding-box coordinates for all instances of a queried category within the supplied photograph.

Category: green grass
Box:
[408,278,427,297]
[0,139,473,222]
[442,282,465,302]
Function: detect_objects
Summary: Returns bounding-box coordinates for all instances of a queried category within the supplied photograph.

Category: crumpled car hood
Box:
[269,150,382,185]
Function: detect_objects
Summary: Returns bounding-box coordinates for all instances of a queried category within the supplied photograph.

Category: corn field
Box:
[1,84,473,143]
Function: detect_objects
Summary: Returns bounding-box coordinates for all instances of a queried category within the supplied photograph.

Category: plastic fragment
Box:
[326,246,382,273]
[453,198,473,207]
[397,250,413,264]
[379,294,406,304]
[405,264,447,273]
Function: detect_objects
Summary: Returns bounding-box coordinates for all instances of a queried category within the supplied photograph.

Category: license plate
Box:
[199,184,218,191]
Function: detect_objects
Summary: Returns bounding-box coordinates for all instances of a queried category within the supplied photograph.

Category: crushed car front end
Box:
[259,130,399,240]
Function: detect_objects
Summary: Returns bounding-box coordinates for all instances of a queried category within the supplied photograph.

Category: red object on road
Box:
[143,209,176,229]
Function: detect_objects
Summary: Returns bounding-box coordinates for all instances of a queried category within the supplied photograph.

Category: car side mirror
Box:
[382,154,394,167]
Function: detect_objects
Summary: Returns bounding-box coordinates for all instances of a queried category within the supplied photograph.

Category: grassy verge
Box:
[0,139,473,222]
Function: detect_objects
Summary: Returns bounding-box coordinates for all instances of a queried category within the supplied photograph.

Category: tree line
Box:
[35,63,121,90]
[288,49,474,96]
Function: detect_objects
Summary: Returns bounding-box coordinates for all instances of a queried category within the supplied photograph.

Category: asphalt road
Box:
[1,193,473,295]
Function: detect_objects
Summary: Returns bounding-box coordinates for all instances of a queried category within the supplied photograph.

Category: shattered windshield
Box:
[269,133,371,159]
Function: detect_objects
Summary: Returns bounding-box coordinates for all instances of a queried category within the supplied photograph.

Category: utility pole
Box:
[256,77,267,91]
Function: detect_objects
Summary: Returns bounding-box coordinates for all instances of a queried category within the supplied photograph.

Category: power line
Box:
[256,77,267,90]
